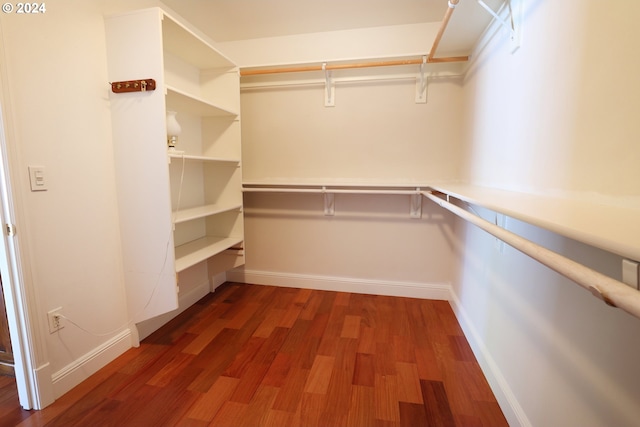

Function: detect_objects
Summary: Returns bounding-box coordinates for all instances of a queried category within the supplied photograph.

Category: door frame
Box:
[0,102,39,410]
[0,28,47,409]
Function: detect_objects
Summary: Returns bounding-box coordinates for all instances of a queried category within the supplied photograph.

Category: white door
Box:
[0,100,39,409]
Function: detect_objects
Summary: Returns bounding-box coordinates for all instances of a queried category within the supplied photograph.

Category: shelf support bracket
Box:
[323,63,335,107]
[322,187,335,215]
[477,0,521,52]
[415,56,428,104]
[410,188,423,218]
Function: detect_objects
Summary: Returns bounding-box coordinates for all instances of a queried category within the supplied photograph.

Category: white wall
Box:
[461,0,640,196]
[241,75,463,184]
[218,23,441,68]
[239,192,454,298]
[4,1,638,423]
[455,1,640,426]
[0,0,162,403]
[223,24,465,298]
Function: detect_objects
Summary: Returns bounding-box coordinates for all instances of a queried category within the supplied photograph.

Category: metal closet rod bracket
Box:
[322,63,335,107]
[320,56,433,106]
[477,0,521,52]
[415,56,428,104]
[319,186,423,218]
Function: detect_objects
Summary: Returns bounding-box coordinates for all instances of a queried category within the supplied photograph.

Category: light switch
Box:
[28,166,47,191]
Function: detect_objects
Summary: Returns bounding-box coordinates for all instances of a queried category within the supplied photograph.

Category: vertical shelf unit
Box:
[105,8,244,325]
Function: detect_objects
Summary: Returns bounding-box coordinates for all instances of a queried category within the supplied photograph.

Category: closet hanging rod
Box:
[240,56,468,77]
[240,0,465,77]
[243,186,422,196]
[423,191,640,320]
[428,0,459,62]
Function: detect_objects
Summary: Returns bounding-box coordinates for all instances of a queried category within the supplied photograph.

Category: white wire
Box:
[56,313,131,338]
[142,153,185,312]
[59,153,187,338]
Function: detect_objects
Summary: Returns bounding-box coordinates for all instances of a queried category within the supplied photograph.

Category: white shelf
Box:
[105,7,244,324]
[431,184,640,261]
[173,203,242,224]
[166,85,238,117]
[175,236,244,272]
[161,12,235,70]
[168,153,241,164]
[243,179,431,189]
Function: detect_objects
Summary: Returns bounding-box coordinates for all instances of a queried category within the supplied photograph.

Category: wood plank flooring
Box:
[0,283,508,426]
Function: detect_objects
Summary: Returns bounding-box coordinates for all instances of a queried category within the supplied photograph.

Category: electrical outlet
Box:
[47,308,64,333]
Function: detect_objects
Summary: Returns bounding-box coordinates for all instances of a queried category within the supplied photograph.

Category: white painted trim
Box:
[0,20,45,410]
[448,290,531,427]
[32,362,54,410]
[51,329,132,399]
[227,268,450,300]
[210,271,227,291]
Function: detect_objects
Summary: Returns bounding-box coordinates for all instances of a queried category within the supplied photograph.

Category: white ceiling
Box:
[162,0,504,56]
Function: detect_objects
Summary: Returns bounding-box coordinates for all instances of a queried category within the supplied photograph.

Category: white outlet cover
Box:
[47,308,64,333]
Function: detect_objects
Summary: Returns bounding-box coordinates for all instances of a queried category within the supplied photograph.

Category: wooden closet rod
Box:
[428,0,459,62]
[240,56,467,76]
[240,0,466,77]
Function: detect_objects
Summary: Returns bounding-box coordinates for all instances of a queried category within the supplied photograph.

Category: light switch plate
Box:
[28,166,47,191]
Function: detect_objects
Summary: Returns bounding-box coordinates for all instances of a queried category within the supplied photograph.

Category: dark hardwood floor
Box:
[0,283,508,426]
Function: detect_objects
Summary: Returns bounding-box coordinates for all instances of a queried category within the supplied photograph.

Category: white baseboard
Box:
[448,290,531,427]
[51,329,132,399]
[33,362,54,409]
[227,268,451,300]
[210,271,227,291]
